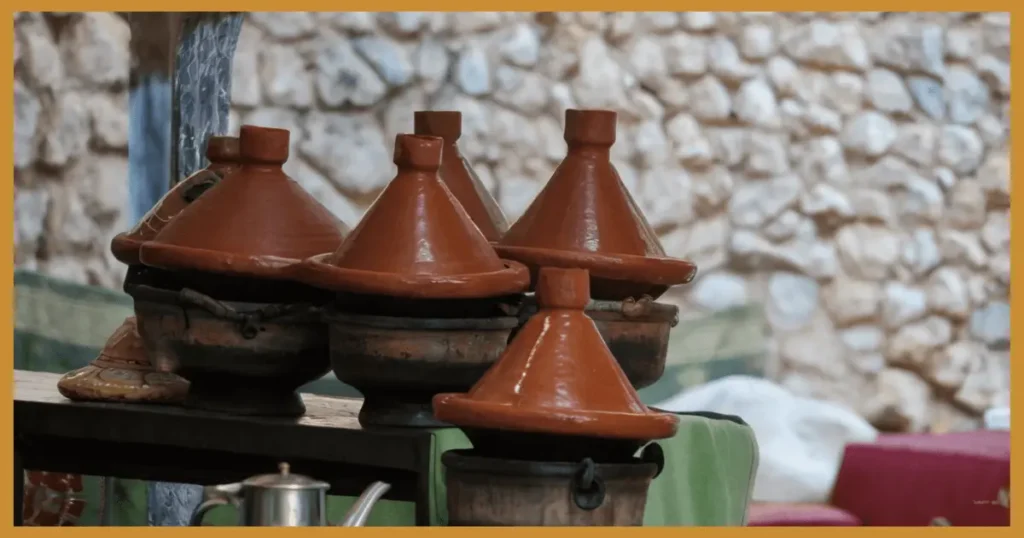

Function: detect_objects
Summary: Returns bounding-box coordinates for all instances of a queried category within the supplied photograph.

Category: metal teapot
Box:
[189,463,391,526]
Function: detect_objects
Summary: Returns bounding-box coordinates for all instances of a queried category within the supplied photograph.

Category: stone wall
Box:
[13,12,1011,432]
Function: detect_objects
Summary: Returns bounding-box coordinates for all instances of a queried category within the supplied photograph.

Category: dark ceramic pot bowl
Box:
[513,295,679,390]
[127,283,330,418]
[325,305,519,428]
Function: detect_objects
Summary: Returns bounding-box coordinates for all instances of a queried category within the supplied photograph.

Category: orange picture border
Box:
[3,3,1019,534]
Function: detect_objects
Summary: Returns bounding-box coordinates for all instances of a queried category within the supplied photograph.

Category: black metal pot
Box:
[442,446,663,526]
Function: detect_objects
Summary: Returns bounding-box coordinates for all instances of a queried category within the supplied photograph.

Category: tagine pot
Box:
[433,267,678,463]
[289,134,529,428]
[513,294,679,390]
[131,125,348,417]
[57,317,189,404]
[138,125,347,280]
[414,111,508,242]
[495,109,696,301]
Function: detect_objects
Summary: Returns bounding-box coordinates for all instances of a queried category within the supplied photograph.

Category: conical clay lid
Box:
[57,317,189,404]
[138,125,349,280]
[111,136,242,266]
[290,134,529,299]
[433,267,679,441]
[414,111,508,242]
[496,109,696,301]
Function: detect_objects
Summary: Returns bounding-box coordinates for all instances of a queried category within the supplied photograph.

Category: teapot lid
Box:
[242,463,329,490]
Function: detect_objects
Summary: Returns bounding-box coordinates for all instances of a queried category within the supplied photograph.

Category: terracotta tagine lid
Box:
[495,109,697,301]
[57,317,189,404]
[414,111,508,242]
[110,136,242,266]
[433,267,679,441]
[138,125,349,280]
[290,134,529,299]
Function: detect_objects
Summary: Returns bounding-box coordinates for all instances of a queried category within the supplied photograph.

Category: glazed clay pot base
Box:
[292,134,525,427]
[433,267,678,462]
[414,111,508,242]
[111,136,241,266]
[291,134,528,300]
[326,308,519,428]
[139,125,348,280]
[495,109,696,301]
[56,317,189,404]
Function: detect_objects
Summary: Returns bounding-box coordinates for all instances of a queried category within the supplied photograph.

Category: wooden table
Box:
[13,370,434,526]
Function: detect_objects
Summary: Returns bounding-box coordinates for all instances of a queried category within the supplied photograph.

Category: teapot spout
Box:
[338,481,391,527]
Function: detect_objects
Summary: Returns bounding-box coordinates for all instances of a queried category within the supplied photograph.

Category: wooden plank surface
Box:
[14,370,425,470]
[14,370,432,514]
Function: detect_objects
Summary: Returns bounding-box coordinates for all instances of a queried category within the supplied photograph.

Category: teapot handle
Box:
[189,483,242,526]
[189,498,231,526]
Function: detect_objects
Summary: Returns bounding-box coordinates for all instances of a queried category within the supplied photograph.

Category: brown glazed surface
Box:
[56,317,189,403]
[432,267,679,441]
[414,111,508,241]
[138,125,349,279]
[290,134,529,299]
[110,136,241,266]
[495,109,696,300]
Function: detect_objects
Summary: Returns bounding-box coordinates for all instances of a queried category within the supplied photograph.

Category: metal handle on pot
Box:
[620,296,654,319]
[571,458,606,511]
[641,442,666,479]
[177,288,317,339]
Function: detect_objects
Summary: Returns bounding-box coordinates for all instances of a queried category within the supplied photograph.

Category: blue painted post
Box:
[127,74,172,224]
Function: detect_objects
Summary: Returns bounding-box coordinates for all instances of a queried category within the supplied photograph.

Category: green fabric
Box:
[644,415,757,526]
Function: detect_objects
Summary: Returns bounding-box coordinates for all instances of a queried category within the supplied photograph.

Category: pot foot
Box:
[357,393,450,428]
[183,376,305,417]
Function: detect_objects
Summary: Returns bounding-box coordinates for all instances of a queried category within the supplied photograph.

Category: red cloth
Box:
[747,503,861,526]
[831,431,1010,526]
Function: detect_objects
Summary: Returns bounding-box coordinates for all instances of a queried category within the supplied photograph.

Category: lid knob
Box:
[414,111,462,142]
[239,125,290,164]
[278,462,290,475]
[392,134,443,171]
[206,135,241,163]
[564,109,617,146]
[536,267,590,310]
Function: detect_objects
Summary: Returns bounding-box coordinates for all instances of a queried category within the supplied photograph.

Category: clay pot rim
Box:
[494,244,697,288]
[288,253,531,300]
[324,310,521,330]
[138,241,301,280]
[432,393,679,441]
[110,233,145,265]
